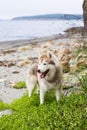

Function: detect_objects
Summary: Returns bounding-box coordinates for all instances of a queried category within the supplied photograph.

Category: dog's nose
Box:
[37,69,40,73]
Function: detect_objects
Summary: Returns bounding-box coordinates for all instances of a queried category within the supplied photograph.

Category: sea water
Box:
[0,20,83,42]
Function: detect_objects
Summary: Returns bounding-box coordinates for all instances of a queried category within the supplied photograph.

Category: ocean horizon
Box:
[0,19,83,42]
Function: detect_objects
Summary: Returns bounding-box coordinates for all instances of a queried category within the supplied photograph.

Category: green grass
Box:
[74,47,87,57]
[0,101,9,111]
[0,90,87,129]
[78,73,87,100]
[13,81,26,89]
[0,93,86,130]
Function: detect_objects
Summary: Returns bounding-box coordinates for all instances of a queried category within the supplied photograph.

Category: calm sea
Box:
[0,20,83,42]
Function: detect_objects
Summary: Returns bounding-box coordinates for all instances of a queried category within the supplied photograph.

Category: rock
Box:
[65,27,83,34]
[41,42,52,49]
[0,60,15,67]
[69,52,87,72]
[0,87,26,103]
[69,64,77,73]
[12,71,19,74]
[0,79,8,83]
[77,58,86,66]
[62,73,80,88]
[0,110,12,118]
[0,61,4,66]
[48,40,54,45]
[57,48,71,60]
[69,57,77,73]
[0,50,16,56]
[56,48,71,72]
[7,62,15,67]
[58,42,63,46]
[9,81,16,87]
[60,54,71,61]
[61,61,70,72]
[17,59,32,67]
[17,46,30,52]
[70,42,80,51]
[24,45,32,49]
[61,48,71,54]
[77,53,87,67]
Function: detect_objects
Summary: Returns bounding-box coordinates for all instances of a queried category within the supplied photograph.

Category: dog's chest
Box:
[39,79,58,91]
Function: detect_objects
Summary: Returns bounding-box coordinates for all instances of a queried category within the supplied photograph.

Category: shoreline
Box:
[0,27,83,51]
[0,33,67,50]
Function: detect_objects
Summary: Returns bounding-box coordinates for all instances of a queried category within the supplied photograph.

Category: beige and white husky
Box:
[26,52,62,104]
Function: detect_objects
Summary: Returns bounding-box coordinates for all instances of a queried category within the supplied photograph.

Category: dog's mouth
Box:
[40,69,49,79]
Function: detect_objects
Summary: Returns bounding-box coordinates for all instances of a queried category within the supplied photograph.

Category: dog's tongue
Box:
[40,73,45,78]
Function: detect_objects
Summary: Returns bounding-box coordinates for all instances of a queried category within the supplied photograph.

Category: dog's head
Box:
[37,52,56,79]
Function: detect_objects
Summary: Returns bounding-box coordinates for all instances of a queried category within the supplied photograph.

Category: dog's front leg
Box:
[55,89,61,102]
[36,85,40,94]
[27,84,35,97]
[40,89,46,104]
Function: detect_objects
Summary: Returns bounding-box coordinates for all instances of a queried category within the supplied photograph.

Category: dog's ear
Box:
[49,60,55,65]
[47,51,52,58]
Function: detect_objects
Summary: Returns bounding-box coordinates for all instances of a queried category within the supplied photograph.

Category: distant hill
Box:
[12,14,83,20]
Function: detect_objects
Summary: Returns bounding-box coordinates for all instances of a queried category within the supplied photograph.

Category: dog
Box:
[26,52,62,104]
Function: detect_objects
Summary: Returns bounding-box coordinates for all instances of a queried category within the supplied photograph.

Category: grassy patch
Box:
[13,81,26,89]
[0,101,10,111]
[0,91,86,129]
[75,47,87,57]
[78,73,87,98]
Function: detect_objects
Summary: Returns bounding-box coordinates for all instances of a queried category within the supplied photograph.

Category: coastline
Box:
[0,32,67,50]
[0,26,83,51]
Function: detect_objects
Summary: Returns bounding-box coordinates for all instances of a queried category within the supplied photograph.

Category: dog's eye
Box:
[43,63,47,65]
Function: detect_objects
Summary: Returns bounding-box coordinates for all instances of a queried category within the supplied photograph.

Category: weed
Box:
[0,101,10,111]
[13,81,26,89]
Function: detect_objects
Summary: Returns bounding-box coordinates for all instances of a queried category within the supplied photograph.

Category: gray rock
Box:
[0,109,12,118]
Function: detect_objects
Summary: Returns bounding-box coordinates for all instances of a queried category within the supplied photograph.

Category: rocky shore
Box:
[0,28,87,105]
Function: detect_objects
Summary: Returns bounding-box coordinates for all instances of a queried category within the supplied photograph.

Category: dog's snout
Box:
[37,69,41,73]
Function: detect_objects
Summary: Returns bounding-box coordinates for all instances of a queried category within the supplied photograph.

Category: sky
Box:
[0,0,83,19]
